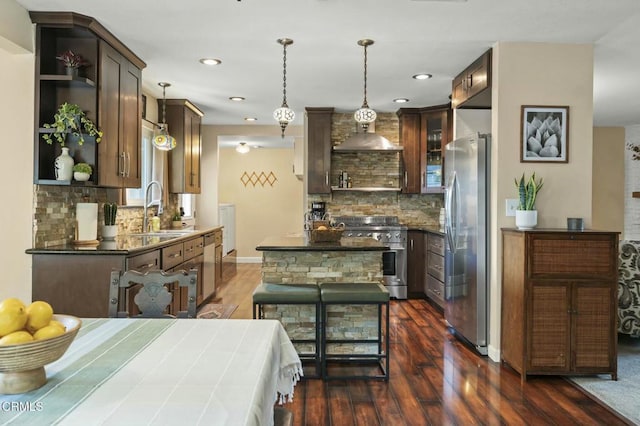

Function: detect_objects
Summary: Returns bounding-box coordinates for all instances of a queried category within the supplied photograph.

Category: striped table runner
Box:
[0,319,302,426]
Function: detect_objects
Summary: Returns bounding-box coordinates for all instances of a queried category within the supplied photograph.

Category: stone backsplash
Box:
[310,111,444,227]
[33,185,181,248]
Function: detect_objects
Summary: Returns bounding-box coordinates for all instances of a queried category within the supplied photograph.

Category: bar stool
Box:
[319,282,390,381]
[252,283,321,378]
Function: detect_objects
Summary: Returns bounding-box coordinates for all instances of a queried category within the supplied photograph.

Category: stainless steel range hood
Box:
[333,132,403,152]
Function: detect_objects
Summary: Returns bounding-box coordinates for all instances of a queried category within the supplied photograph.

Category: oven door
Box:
[382,246,407,299]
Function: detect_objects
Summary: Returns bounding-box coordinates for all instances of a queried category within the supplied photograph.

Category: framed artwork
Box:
[521,105,569,163]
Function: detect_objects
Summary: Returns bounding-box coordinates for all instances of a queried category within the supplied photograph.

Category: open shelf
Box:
[40,74,96,87]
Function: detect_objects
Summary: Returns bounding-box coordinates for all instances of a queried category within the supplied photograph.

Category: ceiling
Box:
[14,0,640,130]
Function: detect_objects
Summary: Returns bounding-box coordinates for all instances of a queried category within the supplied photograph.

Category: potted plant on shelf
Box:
[102,203,118,240]
[72,163,92,181]
[171,212,182,229]
[514,172,543,230]
[55,50,89,77]
[42,102,102,146]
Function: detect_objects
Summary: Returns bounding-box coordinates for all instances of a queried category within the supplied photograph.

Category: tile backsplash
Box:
[33,185,180,248]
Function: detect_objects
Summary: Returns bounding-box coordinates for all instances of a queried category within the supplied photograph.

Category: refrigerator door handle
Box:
[445,172,456,253]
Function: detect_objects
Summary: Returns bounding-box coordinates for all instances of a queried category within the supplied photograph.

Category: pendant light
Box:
[153,82,176,151]
[354,39,377,131]
[273,38,295,138]
[236,142,250,154]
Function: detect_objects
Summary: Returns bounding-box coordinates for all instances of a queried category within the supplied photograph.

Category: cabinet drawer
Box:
[425,274,444,307]
[204,232,215,246]
[427,251,445,282]
[184,237,204,260]
[528,235,616,278]
[428,234,445,256]
[126,250,160,271]
[162,242,184,269]
[214,230,222,246]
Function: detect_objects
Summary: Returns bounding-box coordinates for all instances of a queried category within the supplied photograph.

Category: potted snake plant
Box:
[102,203,118,240]
[514,172,543,230]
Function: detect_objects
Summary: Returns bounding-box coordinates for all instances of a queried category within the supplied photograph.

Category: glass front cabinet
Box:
[420,106,452,193]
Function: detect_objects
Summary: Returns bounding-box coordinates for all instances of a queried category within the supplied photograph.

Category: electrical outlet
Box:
[505,199,519,217]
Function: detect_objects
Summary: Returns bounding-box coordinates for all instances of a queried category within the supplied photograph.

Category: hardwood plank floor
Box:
[216,264,631,425]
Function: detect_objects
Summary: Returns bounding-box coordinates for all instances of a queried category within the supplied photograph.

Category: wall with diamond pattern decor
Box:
[218,147,303,259]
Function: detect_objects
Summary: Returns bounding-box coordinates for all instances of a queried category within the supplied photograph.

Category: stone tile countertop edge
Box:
[407,226,445,236]
[25,226,223,255]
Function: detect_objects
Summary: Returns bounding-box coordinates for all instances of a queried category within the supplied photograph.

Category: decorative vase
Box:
[172,220,182,229]
[65,66,78,77]
[73,172,90,181]
[515,210,537,230]
[54,147,74,181]
[102,225,118,240]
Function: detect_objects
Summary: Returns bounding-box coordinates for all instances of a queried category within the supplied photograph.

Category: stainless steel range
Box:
[335,216,408,299]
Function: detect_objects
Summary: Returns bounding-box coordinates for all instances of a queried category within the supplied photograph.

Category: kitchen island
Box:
[256,235,389,357]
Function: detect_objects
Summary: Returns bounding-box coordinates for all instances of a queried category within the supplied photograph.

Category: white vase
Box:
[54,147,74,181]
[515,210,538,230]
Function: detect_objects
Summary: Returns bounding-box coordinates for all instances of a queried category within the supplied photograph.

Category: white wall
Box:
[0,0,34,302]
[489,42,594,361]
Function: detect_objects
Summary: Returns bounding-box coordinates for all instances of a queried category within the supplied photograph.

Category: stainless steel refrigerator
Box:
[443,133,490,355]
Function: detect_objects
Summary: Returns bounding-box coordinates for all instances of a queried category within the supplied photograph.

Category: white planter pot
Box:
[515,210,537,230]
[73,172,90,181]
[102,225,118,240]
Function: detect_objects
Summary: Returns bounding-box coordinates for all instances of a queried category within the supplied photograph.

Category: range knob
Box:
[376,234,382,241]
[386,233,392,239]
[366,232,373,238]
[357,232,363,237]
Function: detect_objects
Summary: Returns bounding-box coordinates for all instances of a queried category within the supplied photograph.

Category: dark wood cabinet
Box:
[397,105,451,194]
[452,49,492,109]
[420,106,452,193]
[98,41,142,188]
[30,12,145,187]
[407,230,425,298]
[397,109,421,194]
[425,232,445,308]
[501,229,619,384]
[306,107,334,194]
[162,99,204,194]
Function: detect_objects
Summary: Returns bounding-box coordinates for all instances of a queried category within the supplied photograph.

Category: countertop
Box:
[256,235,389,251]
[25,226,223,255]
[407,225,445,236]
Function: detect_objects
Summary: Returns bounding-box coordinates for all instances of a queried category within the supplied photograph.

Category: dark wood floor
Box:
[216,264,631,426]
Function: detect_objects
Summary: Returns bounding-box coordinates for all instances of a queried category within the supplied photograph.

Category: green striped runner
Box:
[0,318,175,425]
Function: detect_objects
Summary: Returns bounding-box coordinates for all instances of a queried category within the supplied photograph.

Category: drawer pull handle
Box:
[169,253,181,259]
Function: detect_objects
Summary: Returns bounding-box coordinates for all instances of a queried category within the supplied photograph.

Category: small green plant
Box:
[514,172,543,211]
[172,212,182,221]
[103,202,118,226]
[72,162,92,174]
[42,102,103,146]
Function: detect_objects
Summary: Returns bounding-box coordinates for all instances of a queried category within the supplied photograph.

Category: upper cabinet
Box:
[98,41,142,188]
[30,12,146,187]
[397,104,452,194]
[451,49,492,109]
[306,107,334,194]
[162,99,204,194]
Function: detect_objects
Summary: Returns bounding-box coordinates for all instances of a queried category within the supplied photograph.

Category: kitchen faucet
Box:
[143,180,163,232]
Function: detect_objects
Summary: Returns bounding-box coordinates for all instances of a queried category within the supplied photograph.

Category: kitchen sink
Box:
[127,230,194,238]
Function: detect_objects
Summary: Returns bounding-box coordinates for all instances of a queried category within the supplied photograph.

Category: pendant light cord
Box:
[362,43,369,108]
[282,42,288,108]
[161,85,167,127]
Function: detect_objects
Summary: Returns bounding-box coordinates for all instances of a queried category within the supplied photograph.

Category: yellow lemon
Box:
[33,324,65,341]
[25,301,54,333]
[49,320,66,332]
[0,299,28,337]
[0,330,34,345]
[317,225,328,230]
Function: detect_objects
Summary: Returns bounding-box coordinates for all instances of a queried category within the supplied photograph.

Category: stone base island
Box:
[255,235,389,370]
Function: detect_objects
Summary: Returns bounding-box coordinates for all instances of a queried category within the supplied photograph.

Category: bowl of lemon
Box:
[0,298,81,394]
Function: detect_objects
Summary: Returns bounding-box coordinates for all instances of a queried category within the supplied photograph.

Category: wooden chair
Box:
[109,269,198,318]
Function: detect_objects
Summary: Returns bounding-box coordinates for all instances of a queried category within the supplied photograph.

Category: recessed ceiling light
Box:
[199,58,222,66]
[244,117,257,122]
[393,98,410,103]
[229,96,245,101]
[412,73,432,80]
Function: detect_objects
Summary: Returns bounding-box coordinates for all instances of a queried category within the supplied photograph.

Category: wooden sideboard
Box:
[501,229,619,384]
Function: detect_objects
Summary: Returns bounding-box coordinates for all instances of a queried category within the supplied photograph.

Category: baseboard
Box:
[487,344,500,362]
[237,257,262,263]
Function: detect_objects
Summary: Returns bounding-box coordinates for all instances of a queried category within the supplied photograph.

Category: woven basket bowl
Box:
[0,314,81,394]
[310,229,344,243]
